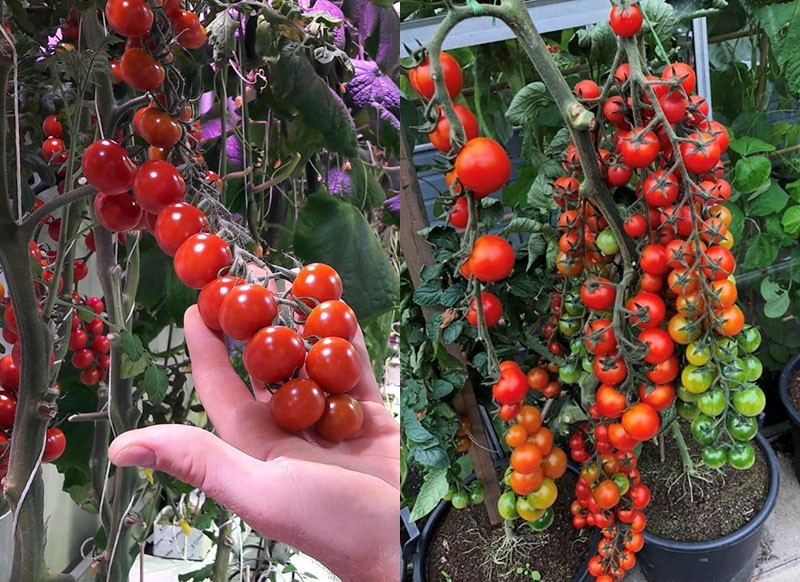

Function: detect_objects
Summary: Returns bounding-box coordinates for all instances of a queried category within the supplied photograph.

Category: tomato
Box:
[469,481,485,505]
[173,233,232,289]
[42,428,67,463]
[509,468,544,496]
[120,48,165,91]
[702,446,727,469]
[733,384,766,417]
[135,108,182,148]
[132,160,186,213]
[469,235,514,282]
[527,477,558,509]
[596,384,627,418]
[218,284,278,341]
[526,367,550,391]
[714,305,745,337]
[662,62,696,94]
[540,447,567,479]
[303,300,358,341]
[493,362,528,405]
[428,104,479,152]
[593,479,621,510]
[528,427,554,455]
[679,132,721,174]
[596,229,620,255]
[584,319,617,356]
[640,272,664,293]
[306,337,361,394]
[618,127,659,168]
[727,441,755,470]
[510,442,542,474]
[314,393,363,441]
[408,52,463,100]
[639,244,668,275]
[106,0,153,37]
[737,325,762,354]
[608,160,634,187]
[454,138,511,198]
[41,137,65,163]
[243,326,306,385]
[499,403,521,421]
[643,169,679,208]
[497,491,519,520]
[171,9,207,49]
[574,79,601,100]
[604,95,628,127]
[634,383,673,413]
[690,414,719,446]
[581,277,616,311]
[626,292,666,330]
[0,355,18,392]
[42,114,62,137]
[94,192,143,232]
[594,354,627,385]
[581,463,600,485]
[290,263,343,310]
[466,292,502,327]
[528,506,554,531]
[646,355,680,384]
[659,93,687,124]
[448,197,468,229]
[82,139,137,195]
[450,490,469,509]
[268,378,326,432]
[727,412,758,442]
[155,202,209,256]
[608,422,638,451]
[667,314,701,346]
[638,328,674,364]
[609,3,643,37]
[505,424,528,448]
[0,392,16,429]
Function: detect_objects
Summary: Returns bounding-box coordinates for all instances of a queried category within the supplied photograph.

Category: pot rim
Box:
[779,352,800,425]
[642,432,779,551]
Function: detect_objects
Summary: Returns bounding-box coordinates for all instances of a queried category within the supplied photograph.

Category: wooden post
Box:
[400,133,503,526]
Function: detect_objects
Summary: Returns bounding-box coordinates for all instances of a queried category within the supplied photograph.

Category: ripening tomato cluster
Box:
[197,263,365,441]
[494,403,565,530]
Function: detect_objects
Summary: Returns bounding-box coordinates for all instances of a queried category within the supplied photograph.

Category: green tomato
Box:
[701,446,727,470]
[691,414,720,446]
[724,358,749,384]
[443,485,457,501]
[559,362,581,384]
[469,481,485,505]
[714,337,739,362]
[682,364,714,394]
[451,491,470,509]
[596,229,620,255]
[733,385,766,417]
[727,442,756,470]
[737,325,762,354]
[559,315,582,337]
[677,384,699,403]
[497,491,519,520]
[570,338,587,358]
[696,388,726,417]
[612,472,630,496]
[686,341,711,366]
[563,293,584,316]
[726,412,758,442]
[582,357,594,373]
[742,356,763,382]
[528,507,555,531]
[676,399,700,420]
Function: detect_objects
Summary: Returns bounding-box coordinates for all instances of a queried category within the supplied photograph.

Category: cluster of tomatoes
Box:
[496,403,565,530]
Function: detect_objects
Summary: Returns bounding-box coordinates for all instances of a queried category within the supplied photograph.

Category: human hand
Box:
[109,305,400,582]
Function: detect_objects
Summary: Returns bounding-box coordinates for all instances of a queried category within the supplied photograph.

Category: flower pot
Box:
[779,352,800,483]
[412,466,596,582]
[638,433,779,582]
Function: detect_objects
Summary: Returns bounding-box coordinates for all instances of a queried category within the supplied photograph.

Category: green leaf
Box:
[641,0,678,50]
[501,217,545,235]
[294,193,399,322]
[502,165,536,207]
[733,156,772,193]
[746,181,788,217]
[725,202,745,242]
[142,364,168,406]
[409,469,449,521]
[178,564,215,582]
[741,233,778,270]
[121,354,149,380]
[431,379,455,399]
[782,205,800,236]
[505,82,552,126]
[753,3,800,99]
[527,234,547,270]
[528,174,552,209]
[728,136,775,157]
[442,320,465,344]
[412,282,442,307]
[761,277,783,302]
[118,332,145,360]
[765,294,791,318]
[205,10,239,61]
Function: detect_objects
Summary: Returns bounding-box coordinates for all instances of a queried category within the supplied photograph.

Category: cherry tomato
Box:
[132,160,186,213]
[94,192,143,232]
[105,0,154,37]
[466,292,503,327]
[0,392,16,429]
[219,284,278,341]
[82,139,137,195]
[135,108,182,148]
[469,235,514,282]
[291,263,343,308]
[171,9,207,49]
[303,300,358,341]
[618,128,659,168]
[243,326,306,384]
[492,362,528,405]
[173,233,233,289]
[609,3,643,37]
[315,393,364,441]
[270,378,326,432]
[42,114,63,137]
[155,202,209,256]
[638,327,674,364]
[306,337,362,394]
[408,52,463,100]
[622,402,660,441]
[428,104,479,152]
[454,138,512,198]
[42,427,67,463]
[120,48,165,91]
[581,277,616,311]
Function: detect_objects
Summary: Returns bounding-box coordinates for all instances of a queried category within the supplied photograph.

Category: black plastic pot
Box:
[779,352,800,483]
[638,433,779,582]
[411,466,597,582]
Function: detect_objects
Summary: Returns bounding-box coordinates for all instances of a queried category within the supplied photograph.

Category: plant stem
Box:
[20,185,95,235]
[671,422,695,474]
[212,510,233,582]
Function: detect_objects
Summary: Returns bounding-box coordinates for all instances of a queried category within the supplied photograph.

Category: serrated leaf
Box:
[431,379,455,399]
[412,282,442,307]
[118,332,145,360]
[205,10,239,61]
[528,174,552,208]
[121,354,149,379]
[747,181,788,217]
[753,3,800,100]
[782,205,800,236]
[733,156,772,193]
[527,234,547,270]
[765,293,791,318]
[142,364,168,406]
[506,82,552,126]
[545,127,572,157]
[642,0,678,49]
[442,320,464,343]
[728,136,775,157]
[501,217,545,235]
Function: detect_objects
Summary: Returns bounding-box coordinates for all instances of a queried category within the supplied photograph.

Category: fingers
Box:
[346,326,383,404]
[109,425,400,582]
[184,306,254,427]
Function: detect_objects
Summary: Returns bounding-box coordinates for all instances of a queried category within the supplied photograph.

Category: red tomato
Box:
[41,137,65,162]
[622,403,660,441]
[454,138,512,198]
[618,128,660,168]
[106,0,154,37]
[408,52,463,100]
[643,169,679,208]
[82,139,137,195]
[466,292,503,327]
[574,79,601,100]
[155,202,209,256]
[626,292,666,329]
[303,300,358,341]
[42,114,62,137]
[243,326,306,384]
[42,428,67,463]
[609,3,643,37]
[492,362,528,405]
[584,319,617,355]
[638,383,675,411]
[608,422,638,451]
[306,337,362,394]
[171,9,207,49]
[219,284,278,341]
[593,479,621,509]
[638,328,674,364]
[469,235,514,282]
[662,62,697,95]
[315,394,364,441]
[646,355,680,384]
[120,48,165,91]
[594,355,627,385]
[640,244,668,275]
[173,233,233,289]
[702,246,735,280]
[291,263,343,308]
[607,159,633,186]
[428,104,479,152]
[0,392,16,429]
[623,213,648,237]
[596,384,628,419]
[132,160,186,213]
[135,108,183,148]
[680,132,721,174]
[197,276,246,331]
[94,193,143,232]
[270,378,326,432]
[581,277,616,311]
[448,196,468,229]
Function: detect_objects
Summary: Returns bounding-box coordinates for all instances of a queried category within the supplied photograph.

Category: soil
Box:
[787,370,800,415]
[638,425,770,542]
[426,470,591,582]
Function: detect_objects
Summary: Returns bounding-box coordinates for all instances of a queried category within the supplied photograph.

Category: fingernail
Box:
[112,445,156,468]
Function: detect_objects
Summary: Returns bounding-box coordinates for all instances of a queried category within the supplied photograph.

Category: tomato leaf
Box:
[118,331,145,361]
[526,234,547,270]
[409,468,448,521]
[121,354,149,380]
[741,233,778,270]
[782,205,800,237]
[733,156,772,193]
[764,293,791,319]
[746,180,789,217]
[142,364,169,406]
[505,82,552,126]
[728,136,775,157]
[294,192,399,322]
